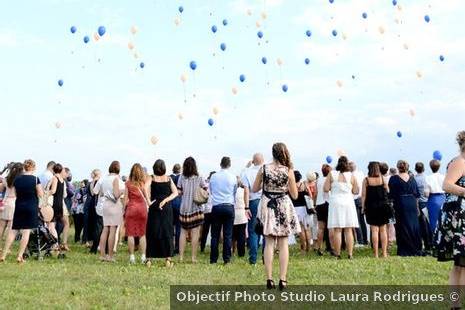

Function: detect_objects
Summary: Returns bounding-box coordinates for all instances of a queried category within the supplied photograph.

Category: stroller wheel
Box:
[44,253,51,258]
[23,253,29,260]
[57,253,66,260]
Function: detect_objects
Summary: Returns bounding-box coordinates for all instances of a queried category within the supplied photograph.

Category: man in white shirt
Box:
[241,153,264,264]
[349,161,368,246]
[209,157,237,264]
[39,161,56,189]
[426,160,446,235]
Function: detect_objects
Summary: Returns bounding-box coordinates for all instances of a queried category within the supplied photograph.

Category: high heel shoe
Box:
[278,280,287,291]
[266,279,276,290]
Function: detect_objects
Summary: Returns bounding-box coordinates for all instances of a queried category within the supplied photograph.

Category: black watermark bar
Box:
[170,285,465,309]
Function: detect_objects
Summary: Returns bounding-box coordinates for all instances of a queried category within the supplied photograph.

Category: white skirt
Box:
[327,195,359,229]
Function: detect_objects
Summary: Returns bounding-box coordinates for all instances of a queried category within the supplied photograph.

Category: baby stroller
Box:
[24,213,57,260]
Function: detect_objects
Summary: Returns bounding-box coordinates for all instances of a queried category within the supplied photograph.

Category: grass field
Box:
[0,238,451,309]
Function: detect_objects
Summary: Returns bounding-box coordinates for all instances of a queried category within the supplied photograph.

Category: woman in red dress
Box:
[123,164,150,264]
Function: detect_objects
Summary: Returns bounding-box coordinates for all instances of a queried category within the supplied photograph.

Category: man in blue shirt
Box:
[209,157,237,264]
[241,153,264,264]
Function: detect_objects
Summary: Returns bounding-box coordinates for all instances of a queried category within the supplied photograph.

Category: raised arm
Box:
[159,179,179,209]
[252,167,263,193]
[443,158,465,196]
[361,178,367,212]
[324,173,332,193]
[288,169,298,200]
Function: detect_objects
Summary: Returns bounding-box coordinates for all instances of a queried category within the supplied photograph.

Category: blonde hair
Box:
[457,131,465,152]
[23,159,36,172]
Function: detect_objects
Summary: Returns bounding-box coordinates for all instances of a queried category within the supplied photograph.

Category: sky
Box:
[1,0,465,179]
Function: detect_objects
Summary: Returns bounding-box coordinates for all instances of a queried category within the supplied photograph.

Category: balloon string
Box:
[193,72,197,99]
[183,83,187,104]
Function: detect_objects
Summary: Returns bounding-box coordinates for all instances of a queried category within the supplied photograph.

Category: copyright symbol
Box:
[450,292,460,302]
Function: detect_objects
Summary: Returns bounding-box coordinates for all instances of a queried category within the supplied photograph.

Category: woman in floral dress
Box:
[253,142,300,290]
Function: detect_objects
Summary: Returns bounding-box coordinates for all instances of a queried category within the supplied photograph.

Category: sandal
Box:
[146,260,152,268]
[166,259,174,268]
[61,244,70,252]
[278,280,287,291]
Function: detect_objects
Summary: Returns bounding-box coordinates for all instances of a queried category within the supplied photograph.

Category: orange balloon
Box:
[177,112,184,120]
[93,33,100,42]
[246,9,252,16]
[213,107,219,115]
[277,58,283,66]
[416,70,423,78]
[130,25,138,35]
[261,12,267,20]
[336,80,343,88]
[232,87,238,95]
[55,122,62,129]
[256,21,261,28]
[128,42,134,50]
[180,74,187,83]
[150,136,159,145]
[409,109,416,117]
[174,17,181,26]
[378,26,385,34]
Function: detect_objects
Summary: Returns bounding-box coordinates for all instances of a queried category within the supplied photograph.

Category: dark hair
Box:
[430,160,441,173]
[379,162,389,175]
[82,179,89,187]
[457,131,465,152]
[6,163,23,187]
[321,164,332,177]
[109,161,120,174]
[335,156,350,172]
[294,170,302,183]
[53,163,63,174]
[172,164,181,174]
[397,160,409,173]
[182,157,198,177]
[220,157,231,169]
[153,159,166,176]
[272,142,292,168]
[367,161,381,177]
[47,161,56,169]
[414,162,424,174]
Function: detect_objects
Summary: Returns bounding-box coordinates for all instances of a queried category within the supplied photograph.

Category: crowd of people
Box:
[1,131,465,291]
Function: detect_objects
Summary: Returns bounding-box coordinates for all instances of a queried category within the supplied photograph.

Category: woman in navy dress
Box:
[388,160,422,256]
[0,160,43,263]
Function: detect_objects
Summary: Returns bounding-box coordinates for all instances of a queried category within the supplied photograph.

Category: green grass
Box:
[0,238,451,309]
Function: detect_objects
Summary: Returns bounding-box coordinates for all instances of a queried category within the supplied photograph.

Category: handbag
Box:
[39,178,54,222]
[253,165,267,235]
[193,177,209,205]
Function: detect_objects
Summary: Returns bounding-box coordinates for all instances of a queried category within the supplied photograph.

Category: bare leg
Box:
[49,222,58,240]
[298,224,307,253]
[139,236,146,256]
[317,222,326,251]
[108,226,117,259]
[264,236,275,280]
[99,226,109,258]
[332,228,341,256]
[304,228,312,251]
[379,225,388,258]
[344,228,354,257]
[449,266,462,308]
[179,228,187,261]
[371,226,379,258]
[127,236,135,255]
[0,220,6,240]
[190,226,200,263]
[17,229,31,260]
[1,229,17,260]
[278,237,289,281]
[62,216,69,246]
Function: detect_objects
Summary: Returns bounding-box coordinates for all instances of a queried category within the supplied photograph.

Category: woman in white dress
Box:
[0,163,23,250]
[95,161,125,262]
[324,156,359,259]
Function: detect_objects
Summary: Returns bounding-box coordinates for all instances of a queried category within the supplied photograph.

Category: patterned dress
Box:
[434,176,465,266]
[258,164,301,237]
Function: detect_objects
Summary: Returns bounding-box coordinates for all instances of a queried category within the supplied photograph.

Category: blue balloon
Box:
[424,15,430,23]
[189,61,197,71]
[306,30,312,37]
[83,36,90,44]
[98,26,106,37]
[178,6,184,13]
[282,84,288,92]
[223,19,228,26]
[362,12,368,19]
[397,131,402,138]
[261,57,267,64]
[329,0,334,3]
[211,25,217,33]
[305,58,310,65]
[140,62,145,69]
[332,29,338,37]
[239,74,246,82]
[58,79,64,87]
[433,150,443,161]
[439,55,445,62]
[326,156,333,164]
[70,26,77,34]
[220,43,226,51]
[208,118,214,126]
[392,0,397,5]
[257,31,263,39]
